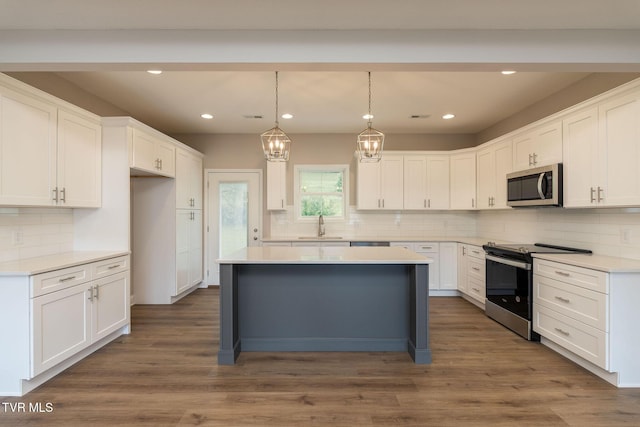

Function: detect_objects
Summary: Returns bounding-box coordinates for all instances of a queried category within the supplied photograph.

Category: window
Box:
[294,165,349,221]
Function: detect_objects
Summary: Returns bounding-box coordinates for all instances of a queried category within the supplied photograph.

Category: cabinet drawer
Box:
[534,304,608,370]
[466,245,485,260]
[390,242,414,251]
[31,264,91,297]
[415,242,439,252]
[467,258,485,279]
[534,274,607,331]
[92,256,129,279]
[534,259,608,293]
[467,275,485,302]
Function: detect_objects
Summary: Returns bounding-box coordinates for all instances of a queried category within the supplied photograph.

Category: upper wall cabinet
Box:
[403,155,450,210]
[563,88,640,207]
[512,121,562,172]
[357,154,404,210]
[0,78,102,208]
[449,152,476,210]
[476,139,512,209]
[176,148,203,210]
[266,161,287,210]
[130,128,175,177]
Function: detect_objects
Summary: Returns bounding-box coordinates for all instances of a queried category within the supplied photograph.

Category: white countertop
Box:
[218,246,432,264]
[0,251,130,276]
[532,253,640,273]
[262,236,494,247]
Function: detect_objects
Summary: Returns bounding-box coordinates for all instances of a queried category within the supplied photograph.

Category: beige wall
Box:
[476,72,640,144]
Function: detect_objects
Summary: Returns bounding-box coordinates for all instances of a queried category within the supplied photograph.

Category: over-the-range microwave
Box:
[507,163,562,207]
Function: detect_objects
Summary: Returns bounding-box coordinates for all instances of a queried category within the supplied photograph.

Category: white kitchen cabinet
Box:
[291,241,350,247]
[357,154,403,210]
[449,152,476,210]
[512,120,562,171]
[390,241,456,294]
[0,254,131,396]
[130,128,176,177]
[266,161,287,210]
[476,139,512,209]
[403,155,450,210]
[176,209,203,295]
[176,148,203,209]
[262,241,293,247]
[457,243,485,306]
[413,242,440,290]
[533,258,640,387]
[563,88,640,208]
[0,77,101,208]
[439,242,458,290]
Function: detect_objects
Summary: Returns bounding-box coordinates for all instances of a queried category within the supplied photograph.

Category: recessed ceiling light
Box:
[201,113,213,119]
[281,113,293,119]
[363,114,374,120]
[501,70,516,75]
[442,113,455,120]
[147,70,163,75]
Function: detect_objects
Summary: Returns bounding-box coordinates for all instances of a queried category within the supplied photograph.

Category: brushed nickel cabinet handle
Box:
[59,275,77,282]
[108,264,121,270]
[554,296,570,303]
[590,187,596,203]
[88,286,94,302]
[554,327,570,336]
[94,285,99,299]
[555,271,571,277]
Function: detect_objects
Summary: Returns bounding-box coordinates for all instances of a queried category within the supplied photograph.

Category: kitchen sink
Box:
[297,236,343,240]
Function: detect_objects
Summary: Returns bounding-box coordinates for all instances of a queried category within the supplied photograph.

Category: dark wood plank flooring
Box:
[2,287,640,426]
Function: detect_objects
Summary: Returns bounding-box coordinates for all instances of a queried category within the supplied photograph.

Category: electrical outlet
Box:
[621,229,632,244]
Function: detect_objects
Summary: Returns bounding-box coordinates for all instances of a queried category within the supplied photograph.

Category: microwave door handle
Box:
[537,173,546,199]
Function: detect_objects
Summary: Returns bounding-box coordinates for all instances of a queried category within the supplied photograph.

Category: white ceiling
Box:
[2,0,638,135]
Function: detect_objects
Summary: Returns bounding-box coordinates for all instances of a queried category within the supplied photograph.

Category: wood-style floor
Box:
[3,288,640,426]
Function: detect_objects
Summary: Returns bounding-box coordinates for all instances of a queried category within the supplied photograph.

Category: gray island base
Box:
[217,247,432,365]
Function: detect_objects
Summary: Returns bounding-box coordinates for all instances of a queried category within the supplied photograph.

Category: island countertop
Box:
[218,246,433,265]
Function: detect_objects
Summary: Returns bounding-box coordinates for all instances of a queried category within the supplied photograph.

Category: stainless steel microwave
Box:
[507,163,562,207]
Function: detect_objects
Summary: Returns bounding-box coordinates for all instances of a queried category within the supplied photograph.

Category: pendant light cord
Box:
[275,71,279,127]
[367,71,372,128]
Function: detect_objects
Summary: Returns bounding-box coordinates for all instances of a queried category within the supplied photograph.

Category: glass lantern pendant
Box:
[357,72,384,162]
[261,71,291,162]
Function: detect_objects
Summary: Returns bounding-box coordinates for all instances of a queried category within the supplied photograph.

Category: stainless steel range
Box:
[482,242,591,340]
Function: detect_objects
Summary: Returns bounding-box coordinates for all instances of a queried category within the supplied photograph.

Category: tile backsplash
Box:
[0,208,74,263]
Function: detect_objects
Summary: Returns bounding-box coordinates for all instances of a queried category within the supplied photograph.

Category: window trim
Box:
[293,164,349,222]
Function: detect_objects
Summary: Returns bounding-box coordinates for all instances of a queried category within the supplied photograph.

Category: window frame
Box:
[293,164,349,222]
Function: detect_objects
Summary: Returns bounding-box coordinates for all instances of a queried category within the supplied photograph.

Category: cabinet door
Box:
[562,107,599,207]
[266,161,287,210]
[476,147,495,209]
[31,284,91,377]
[416,250,440,290]
[457,244,468,294]
[599,90,640,206]
[0,87,57,206]
[513,121,562,170]
[450,153,476,209]
[131,129,157,172]
[356,160,381,209]
[56,110,102,207]
[439,242,458,290]
[176,150,203,209]
[492,140,513,208]
[155,139,176,177]
[426,155,450,209]
[403,156,427,209]
[92,272,129,342]
[175,210,191,295]
[379,155,404,209]
[189,210,203,286]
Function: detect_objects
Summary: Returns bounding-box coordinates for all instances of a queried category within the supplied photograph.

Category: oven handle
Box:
[486,254,532,270]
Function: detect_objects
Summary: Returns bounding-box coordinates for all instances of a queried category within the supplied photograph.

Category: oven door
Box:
[485,254,532,320]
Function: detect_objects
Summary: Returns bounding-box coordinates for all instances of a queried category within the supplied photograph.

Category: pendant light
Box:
[357,72,385,162]
[261,71,291,161]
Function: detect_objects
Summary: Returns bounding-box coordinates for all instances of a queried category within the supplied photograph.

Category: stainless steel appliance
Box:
[482,242,591,340]
[507,163,562,207]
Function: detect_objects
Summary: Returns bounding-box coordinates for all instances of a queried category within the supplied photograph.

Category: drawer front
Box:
[534,274,608,331]
[415,242,439,252]
[390,242,415,251]
[31,264,91,297]
[534,304,608,370]
[92,256,129,279]
[467,258,485,280]
[534,259,608,293]
[467,275,485,303]
[466,245,485,260]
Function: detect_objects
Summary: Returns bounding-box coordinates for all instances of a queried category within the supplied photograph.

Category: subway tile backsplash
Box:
[0,208,74,262]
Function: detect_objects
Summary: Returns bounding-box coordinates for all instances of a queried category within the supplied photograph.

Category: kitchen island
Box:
[217,246,432,365]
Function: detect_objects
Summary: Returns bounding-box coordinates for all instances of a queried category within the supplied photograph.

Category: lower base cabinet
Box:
[0,254,130,396]
[457,243,486,305]
[391,242,457,293]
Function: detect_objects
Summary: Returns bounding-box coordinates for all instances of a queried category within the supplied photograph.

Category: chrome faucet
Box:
[318,214,325,237]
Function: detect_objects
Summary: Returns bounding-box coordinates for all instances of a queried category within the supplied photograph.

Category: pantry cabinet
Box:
[357,154,404,210]
[563,88,640,208]
[0,77,102,208]
[403,155,450,210]
[130,128,175,177]
[176,148,203,209]
[266,161,287,210]
[512,120,562,171]
[476,139,512,209]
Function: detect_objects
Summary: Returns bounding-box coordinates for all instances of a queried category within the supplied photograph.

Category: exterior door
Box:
[206,170,262,286]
